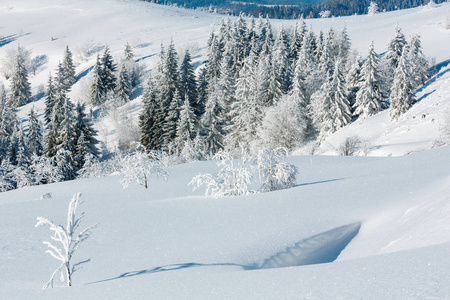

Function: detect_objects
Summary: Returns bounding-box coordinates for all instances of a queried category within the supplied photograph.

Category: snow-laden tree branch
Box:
[35,193,97,288]
[190,147,298,197]
[119,149,168,189]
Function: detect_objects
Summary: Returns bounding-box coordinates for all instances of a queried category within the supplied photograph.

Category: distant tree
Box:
[367,1,378,15]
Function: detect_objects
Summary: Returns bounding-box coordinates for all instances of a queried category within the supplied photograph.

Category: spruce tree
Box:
[178,49,198,113]
[27,107,43,157]
[345,56,363,113]
[353,42,385,119]
[161,89,182,152]
[389,47,416,120]
[172,94,197,154]
[385,26,407,89]
[196,67,208,119]
[101,46,117,93]
[200,87,226,156]
[408,35,429,87]
[44,74,56,126]
[62,46,76,90]
[73,102,100,168]
[115,63,132,106]
[9,48,32,108]
[90,55,105,106]
[272,27,292,94]
[139,76,161,150]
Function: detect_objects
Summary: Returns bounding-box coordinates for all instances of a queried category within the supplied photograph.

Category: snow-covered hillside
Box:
[1,0,450,298]
[1,0,450,154]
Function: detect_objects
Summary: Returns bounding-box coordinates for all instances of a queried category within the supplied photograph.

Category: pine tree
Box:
[124,42,134,61]
[62,46,76,90]
[316,60,352,137]
[272,27,292,94]
[353,42,385,119]
[225,55,262,151]
[338,25,351,68]
[9,48,32,108]
[27,107,43,157]
[90,55,105,106]
[200,87,226,157]
[345,56,363,112]
[172,94,197,154]
[73,102,100,168]
[44,74,56,126]
[408,35,429,87]
[178,49,198,113]
[161,89,182,152]
[139,76,161,150]
[385,26,407,89]
[389,47,416,120]
[196,67,208,119]
[114,63,132,106]
[101,46,117,93]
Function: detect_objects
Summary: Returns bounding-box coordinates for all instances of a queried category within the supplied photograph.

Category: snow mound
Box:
[257,223,361,269]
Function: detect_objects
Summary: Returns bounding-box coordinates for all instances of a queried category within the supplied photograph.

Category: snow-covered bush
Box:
[367,1,378,15]
[77,153,105,179]
[252,148,298,192]
[119,150,168,189]
[35,193,97,288]
[29,155,63,185]
[190,147,298,197]
[190,148,254,197]
[338,136,362,156]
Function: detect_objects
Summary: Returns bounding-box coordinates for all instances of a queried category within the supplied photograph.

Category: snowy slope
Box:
[1,146,450,298]
[1,0,450,153]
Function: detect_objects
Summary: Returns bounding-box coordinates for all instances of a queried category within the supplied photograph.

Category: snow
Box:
[1,0,450,298]
[1,146,450,298]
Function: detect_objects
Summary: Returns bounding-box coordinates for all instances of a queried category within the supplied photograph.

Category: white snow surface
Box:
[1,147,450,298]
[1,0,450,298]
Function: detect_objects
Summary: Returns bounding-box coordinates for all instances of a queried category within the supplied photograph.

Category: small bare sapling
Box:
[35,193,97,288]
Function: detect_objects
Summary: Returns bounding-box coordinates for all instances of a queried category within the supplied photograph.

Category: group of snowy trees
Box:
[89,43,141,108]
[138,16,429,159]
[0,46,100,191]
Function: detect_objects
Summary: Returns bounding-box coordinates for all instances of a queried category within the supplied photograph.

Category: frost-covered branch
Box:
[35,193,97,288]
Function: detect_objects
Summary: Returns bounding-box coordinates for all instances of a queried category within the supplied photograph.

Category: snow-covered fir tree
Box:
[114,63,132,106]
[73,102,100,169]
[9,47,32,108]
[61,46,76,91]
[139,76,161,150]
[178,49,198,114]
[90,55,105,106]
[44,74,56,126]
[345,56,363,113]
[353,41,385,119]
[27,107,43,157]
[172,94,197,155]
[389,47,416,120]
[385,26,407,90]
[100,46,117,93]
[408,35,429,87]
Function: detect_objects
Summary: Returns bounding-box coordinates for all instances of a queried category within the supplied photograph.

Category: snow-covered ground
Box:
[1,146,450,298]
[1,0,450,298]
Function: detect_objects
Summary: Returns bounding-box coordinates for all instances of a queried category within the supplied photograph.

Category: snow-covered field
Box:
[1,0,450,298]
